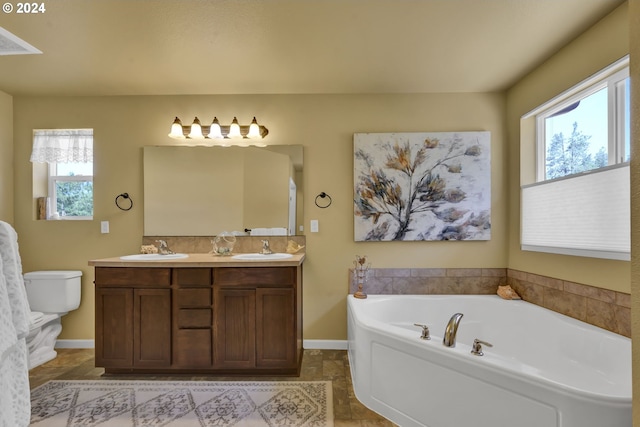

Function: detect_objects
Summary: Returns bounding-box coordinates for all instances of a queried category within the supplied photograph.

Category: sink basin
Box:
[120,253,189,261]
[231,253,293,260]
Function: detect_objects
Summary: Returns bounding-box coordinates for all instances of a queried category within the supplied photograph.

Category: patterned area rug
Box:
[30,380,333,426]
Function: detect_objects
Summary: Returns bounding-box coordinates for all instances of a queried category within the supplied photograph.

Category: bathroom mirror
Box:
[143,145,303,236]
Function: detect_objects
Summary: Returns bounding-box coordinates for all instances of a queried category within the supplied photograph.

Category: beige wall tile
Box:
[564,281,616,303]
[543,287,586,321]
[586,298,617,332]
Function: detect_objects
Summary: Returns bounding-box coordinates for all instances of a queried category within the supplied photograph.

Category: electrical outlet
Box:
[100,221,110,234]
[310,220,319,233]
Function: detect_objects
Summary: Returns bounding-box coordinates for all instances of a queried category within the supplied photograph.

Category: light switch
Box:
[101,221,110,234]
[310,220,319,233]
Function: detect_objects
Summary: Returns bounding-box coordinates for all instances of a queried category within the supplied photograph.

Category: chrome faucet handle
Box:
[260,239,273,255]
[471,338,493,356]
[413,323,431,340]
[155,239,174,255]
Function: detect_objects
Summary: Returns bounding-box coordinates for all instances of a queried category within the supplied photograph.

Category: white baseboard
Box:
[303,339,348,350]
[55,339,95,349]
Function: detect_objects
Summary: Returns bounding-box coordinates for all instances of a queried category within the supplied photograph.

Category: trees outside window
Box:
[49,161,93,219]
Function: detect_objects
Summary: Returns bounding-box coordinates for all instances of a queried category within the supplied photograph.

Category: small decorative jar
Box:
[211,232,237,256]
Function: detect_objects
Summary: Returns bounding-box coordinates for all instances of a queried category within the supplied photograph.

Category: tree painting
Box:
[354,132,491,241]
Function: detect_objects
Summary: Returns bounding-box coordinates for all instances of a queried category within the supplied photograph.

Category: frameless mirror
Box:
[143,145,303,236]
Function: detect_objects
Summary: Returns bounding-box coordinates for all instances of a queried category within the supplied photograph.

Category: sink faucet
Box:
[260,239,273,255]
[155,240,174,255]
[443,313,464,347]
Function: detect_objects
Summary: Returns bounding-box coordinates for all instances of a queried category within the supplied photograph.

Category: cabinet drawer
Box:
[178,308,212,328]
[215,267,295,287]
[173,268,212,287]
[95,267,171,287]
[175,288,211,308]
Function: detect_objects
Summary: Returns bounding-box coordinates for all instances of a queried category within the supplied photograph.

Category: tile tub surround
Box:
[507,269,631,338]
[348,267,630,338]
[348,268,507,295]
[142,235,306,255]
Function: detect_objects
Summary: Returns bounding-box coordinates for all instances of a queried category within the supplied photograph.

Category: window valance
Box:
[30,129,93,163]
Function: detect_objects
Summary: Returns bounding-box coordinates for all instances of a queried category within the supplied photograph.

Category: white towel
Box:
[0,221,32,427]
[250,228,268,236]
[268,227,288,236]
[0,222,30,342]
[250,227,288,236]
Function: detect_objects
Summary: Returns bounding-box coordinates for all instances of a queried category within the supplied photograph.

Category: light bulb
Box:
[247,117,261,139]
[209,117,223,139]
[188,117,204,139]
[228,117,242,139]
[168,117,185,139]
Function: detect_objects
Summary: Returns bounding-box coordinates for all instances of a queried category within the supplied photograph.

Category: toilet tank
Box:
[23,270,82,314]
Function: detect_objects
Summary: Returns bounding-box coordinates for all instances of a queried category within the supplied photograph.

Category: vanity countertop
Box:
[88,252,305,267]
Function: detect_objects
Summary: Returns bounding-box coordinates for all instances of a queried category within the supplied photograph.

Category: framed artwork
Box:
[354,131,491,241]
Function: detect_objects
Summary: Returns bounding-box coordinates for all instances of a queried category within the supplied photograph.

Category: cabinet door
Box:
[256,288,296,369]
[214,289,256,369]
[95,288,133,368]
[133,289,171,367]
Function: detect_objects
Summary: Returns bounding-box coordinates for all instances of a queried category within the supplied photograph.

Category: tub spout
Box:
[443,313,464,347]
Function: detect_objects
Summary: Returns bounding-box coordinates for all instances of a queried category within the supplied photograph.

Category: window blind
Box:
[521,164,629,261]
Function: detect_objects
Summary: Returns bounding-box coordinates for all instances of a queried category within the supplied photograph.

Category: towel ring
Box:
[315,192,332,208]
[115,193,133,211]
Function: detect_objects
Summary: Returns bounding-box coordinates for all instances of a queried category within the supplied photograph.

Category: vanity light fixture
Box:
[168,116,269,145]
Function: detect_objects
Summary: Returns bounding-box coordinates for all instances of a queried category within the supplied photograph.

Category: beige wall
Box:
[12,92,507,340]
[505,3,630,293]
[629,1,639,425]
[0,90,13,223]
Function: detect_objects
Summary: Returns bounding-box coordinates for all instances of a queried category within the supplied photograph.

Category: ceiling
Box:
[0,0,625,97]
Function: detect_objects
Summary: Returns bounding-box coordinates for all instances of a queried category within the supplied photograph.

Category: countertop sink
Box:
[231,253,293,260]
[120,253,189,261]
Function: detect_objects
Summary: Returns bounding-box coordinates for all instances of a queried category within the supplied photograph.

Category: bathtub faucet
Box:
[443,313,464,347]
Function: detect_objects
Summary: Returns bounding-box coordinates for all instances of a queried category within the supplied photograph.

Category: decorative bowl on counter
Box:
[210,232,237,256]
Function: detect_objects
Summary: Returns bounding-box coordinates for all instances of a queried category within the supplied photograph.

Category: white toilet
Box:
[23,270,82,369]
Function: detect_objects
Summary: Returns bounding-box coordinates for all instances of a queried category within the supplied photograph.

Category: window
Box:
[30,129,94,220]
[535,59,629,181]
[48,161,93,219]
[521,56,630,261]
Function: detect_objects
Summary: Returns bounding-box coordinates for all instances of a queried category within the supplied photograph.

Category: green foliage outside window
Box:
[56,180,93,217]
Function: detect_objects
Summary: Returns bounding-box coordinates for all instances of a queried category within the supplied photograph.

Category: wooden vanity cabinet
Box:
[214,267,300,372]
[94,267,171,369]
[94,264,302,375]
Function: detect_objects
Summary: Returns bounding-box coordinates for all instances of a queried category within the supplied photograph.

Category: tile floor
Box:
[28,348,397,427]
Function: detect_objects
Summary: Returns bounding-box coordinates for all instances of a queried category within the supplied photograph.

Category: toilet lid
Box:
[24,270,82,280]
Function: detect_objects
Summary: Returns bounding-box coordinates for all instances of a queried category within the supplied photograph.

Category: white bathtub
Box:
[347,295,631,427]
